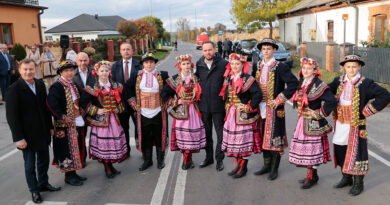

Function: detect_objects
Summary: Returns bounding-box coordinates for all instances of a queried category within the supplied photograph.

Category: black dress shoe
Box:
[65,174,83,186]
[139,161,153,171]
[199,159,214,168]
[74,172,87,181]
[40,184,61,192]
[216,161,224,171]
[32,192,42,204]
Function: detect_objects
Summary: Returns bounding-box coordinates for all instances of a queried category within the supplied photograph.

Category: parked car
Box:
[196,32,209,49]
[236,38,258,61]
[232,40,241,53]
[251,41,293,68]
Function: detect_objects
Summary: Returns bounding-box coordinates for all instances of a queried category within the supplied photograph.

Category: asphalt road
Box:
[0,42,390,205]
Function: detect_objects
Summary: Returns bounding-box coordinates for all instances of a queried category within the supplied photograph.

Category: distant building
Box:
[45,13,126,41]
[277,0,390,46]
[0,0,47,45]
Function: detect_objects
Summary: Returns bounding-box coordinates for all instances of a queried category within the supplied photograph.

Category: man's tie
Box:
[124,60,129,82]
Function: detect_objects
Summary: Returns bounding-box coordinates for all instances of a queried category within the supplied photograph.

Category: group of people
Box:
[5,38,390,204]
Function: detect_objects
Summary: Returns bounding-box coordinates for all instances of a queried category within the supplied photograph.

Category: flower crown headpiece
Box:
[174,54,194,71]
[229,53,247,63]
[92,60,112,76]
[299,57,321,78]
[223,53,251,77]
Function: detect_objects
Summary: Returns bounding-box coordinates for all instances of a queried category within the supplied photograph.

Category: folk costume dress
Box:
[220,53,262,178]
[127,53,169,171]
[328,55,390,196]
[162,69,206,169]
[47,61,87,186]
[252,38,298,180]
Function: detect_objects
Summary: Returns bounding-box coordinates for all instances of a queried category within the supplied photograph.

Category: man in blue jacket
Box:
[0,44,15,104]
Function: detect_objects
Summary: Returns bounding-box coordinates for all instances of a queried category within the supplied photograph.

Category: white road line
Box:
[172,155,187,205]
[150,151,174,205]
[106,204,148,205]
[0,148,17,162]
[25,201,67,205]
[368,150,390,167]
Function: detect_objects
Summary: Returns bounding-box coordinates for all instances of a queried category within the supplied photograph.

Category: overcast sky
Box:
[40,0,235,31]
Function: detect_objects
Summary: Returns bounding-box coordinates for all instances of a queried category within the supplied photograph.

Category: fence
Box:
[305,42,328,69]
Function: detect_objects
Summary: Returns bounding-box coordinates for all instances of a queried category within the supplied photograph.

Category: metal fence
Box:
[305,42,328,69]
[353,47,390,84]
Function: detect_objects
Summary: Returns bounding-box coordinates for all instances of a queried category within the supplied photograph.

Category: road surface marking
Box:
[150,150,174,205]
[0,148,17,162]
[25,201,67,205]
[368,150,390,167]
[172,155,187,205]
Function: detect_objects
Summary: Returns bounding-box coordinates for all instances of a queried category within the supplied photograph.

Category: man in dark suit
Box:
[73,52,95,166]
[111,42,142,156]
[0,43,15,104]
[195,40,228,171]
[6,59,61,204]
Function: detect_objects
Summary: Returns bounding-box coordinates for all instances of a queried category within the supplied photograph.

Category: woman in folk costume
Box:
[161,54,206,170]
[126,53,169,171]
[47,60,87,186]
[220,53,262,178]
[329,55,390,196]
[80,60,128,178]
[288,58,337,189]
[252,38,298,180]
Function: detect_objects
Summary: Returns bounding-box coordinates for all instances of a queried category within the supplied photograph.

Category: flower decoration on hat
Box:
[340,54,365,66]
[174,54,194,71]
[223,53,251,77]
[298,57,321,78]
[92,60,111,76]
[57,60,76,75]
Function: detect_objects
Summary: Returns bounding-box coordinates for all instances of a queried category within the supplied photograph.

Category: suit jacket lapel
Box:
[118,59,125,83]
[19,79,37,97]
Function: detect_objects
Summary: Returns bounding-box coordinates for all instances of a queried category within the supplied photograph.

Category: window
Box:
[0,24,13,45]
[327,21,334,42]
[374,15,388,41]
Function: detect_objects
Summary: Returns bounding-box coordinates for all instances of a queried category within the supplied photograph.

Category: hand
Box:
[97,109,107,115]
[177,87,185,99]
[237,103,246,111]
[269,100,277,108]
[50,129,55,136]
[16,139,27,149]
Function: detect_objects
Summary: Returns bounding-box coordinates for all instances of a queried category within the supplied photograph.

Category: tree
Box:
[116,20,139,39]
[214,23,227,32]
[135,19,158,39]
[230,0,299,38]
[199,27,206,33]
[176,17,190,31]
[142,16,165,39]
[163,31,171,42]
[207,26,211,31]
[10,43,26,62]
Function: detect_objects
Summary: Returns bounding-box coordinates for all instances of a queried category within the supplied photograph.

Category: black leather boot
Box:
[268,152,281,180]
[104,162,115,178]
[109,163,121,175]
[228,158,241,176]
[74,172,87,181]
[302,168,319,189]
[233,159,248,179]
[334,173,353,188]
[156,147,165,169]
[139,148,153,171]
[254,151,272,175]
[65,171,83,186]
[349,175,364,196]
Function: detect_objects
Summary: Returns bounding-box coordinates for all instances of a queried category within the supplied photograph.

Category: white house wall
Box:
[50,31,101,41]
[279,0,390,46]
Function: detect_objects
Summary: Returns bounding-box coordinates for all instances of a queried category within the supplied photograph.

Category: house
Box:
[45,13,125,41]
[277,0,390,46]
[0,0,47,45]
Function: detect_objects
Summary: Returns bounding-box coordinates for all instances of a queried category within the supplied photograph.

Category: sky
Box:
[39,0,236,31]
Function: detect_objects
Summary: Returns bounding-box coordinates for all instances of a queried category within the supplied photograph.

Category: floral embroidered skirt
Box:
[289,117,331,166]
[90,113,128,163]
[171,104,206,152]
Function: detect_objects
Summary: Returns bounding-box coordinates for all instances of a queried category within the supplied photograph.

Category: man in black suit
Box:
[0,43,15,104]
[73,52,95,166]
[195,40,228,171]
[6,59,61,204]
[111,42,142,156]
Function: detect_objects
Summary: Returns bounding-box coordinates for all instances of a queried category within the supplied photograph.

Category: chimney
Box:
[95,14,98,19]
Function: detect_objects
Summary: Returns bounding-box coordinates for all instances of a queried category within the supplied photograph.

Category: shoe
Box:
[233,159,248,179]
[268,153,281,181]
[199,159,214,168]
[40,184,61,192]
[139,161,153,171]
[334,173,353,188]
[74,172,87,181]
[216,161,224,171]
[31,192,42,204]
[104,163,115,178]
[109,163,121,175]
[182,153,189,170]
[349,175,364,196]
[186,162,195,169]
[65,172,83,186]
[156,147,165,169]
[228,158,241,176]
[254,151,272,175]
[301,168,319,189]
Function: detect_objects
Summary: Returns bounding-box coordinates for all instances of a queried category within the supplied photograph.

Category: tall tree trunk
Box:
[269,20,273,39]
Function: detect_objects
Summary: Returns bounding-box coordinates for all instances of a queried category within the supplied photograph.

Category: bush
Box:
[10,43,26,61]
